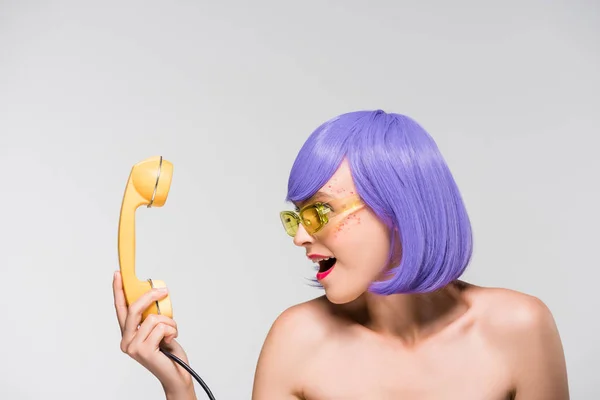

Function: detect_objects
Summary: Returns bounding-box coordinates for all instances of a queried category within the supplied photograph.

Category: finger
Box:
[112,271,127,333]
[146,324,178,350]
[122,287,169,343]
[126,323,177,359]
[132,314,178,345]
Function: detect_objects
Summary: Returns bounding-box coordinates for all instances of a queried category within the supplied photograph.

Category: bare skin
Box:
[252,282,569,399]
[113,159,569,399]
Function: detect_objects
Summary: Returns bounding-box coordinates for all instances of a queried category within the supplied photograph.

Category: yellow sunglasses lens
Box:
[280,211,299,236]
[300,206,323,234]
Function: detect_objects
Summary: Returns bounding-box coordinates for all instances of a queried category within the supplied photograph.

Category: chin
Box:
[323,287,364,305]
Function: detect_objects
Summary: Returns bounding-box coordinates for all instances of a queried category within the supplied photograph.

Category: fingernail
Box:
[157,287,168,292]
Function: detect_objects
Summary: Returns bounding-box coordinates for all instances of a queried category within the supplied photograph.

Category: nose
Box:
[293,223,314,247]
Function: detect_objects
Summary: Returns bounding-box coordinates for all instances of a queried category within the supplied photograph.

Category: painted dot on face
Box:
[347,214,361,225]
[332,213,361,239]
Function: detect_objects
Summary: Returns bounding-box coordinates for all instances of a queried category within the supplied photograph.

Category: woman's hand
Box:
[113,271,196,399]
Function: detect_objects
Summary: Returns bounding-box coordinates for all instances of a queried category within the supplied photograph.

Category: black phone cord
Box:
[160,348,216,400]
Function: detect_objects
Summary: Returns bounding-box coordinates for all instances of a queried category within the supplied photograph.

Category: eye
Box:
[322,202,334,212]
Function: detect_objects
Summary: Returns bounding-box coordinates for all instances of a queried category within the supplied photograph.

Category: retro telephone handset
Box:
[118,156,216,400]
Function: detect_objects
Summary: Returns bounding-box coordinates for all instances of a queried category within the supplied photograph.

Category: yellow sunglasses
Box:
[279,194,364,237]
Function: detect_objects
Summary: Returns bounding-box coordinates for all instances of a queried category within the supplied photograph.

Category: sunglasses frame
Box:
[279,194,364,237]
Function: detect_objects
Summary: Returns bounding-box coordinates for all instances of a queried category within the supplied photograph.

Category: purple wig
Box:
[286,110,473,294]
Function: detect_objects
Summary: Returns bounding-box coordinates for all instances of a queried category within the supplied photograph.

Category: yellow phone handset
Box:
[118,155,173,322]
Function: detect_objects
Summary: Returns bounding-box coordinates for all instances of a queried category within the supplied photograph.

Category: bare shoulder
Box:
[462,282,569,399]
[464,283,559,337]
[263,295,334,350]
[252,296,334,399]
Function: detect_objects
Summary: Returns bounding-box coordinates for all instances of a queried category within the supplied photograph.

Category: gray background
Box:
[1,0,598,399]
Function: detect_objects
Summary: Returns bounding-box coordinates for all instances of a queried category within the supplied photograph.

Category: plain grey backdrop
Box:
[1,0,598,398]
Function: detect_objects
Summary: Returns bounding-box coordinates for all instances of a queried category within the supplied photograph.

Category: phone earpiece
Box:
[118,156,173,322]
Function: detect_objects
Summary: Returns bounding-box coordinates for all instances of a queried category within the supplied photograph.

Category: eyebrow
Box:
[311,191,334,201]
[293,191,334,209]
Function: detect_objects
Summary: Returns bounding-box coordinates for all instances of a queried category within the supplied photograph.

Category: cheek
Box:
[331,213,362,239]
[329,214,391,269]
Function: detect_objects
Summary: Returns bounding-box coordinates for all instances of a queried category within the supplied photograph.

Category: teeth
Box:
[312,256,333,263]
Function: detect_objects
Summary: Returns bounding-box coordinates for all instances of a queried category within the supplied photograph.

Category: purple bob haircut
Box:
[286,110,473,295]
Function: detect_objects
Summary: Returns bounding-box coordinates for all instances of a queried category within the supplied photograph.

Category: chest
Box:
[300,331,514,400]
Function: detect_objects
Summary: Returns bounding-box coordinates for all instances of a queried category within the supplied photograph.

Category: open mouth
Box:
[318,257,337,273]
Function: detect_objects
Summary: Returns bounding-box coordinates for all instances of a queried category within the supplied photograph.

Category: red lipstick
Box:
[307,254,329,260]
[316,267,334,281]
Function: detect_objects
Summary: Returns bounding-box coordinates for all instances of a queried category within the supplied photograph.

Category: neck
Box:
[342,281,471,345]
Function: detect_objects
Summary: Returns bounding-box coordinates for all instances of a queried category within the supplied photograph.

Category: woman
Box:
[113,110,569,399]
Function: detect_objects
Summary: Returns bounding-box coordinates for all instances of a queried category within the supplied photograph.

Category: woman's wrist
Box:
[164,382,196,400]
